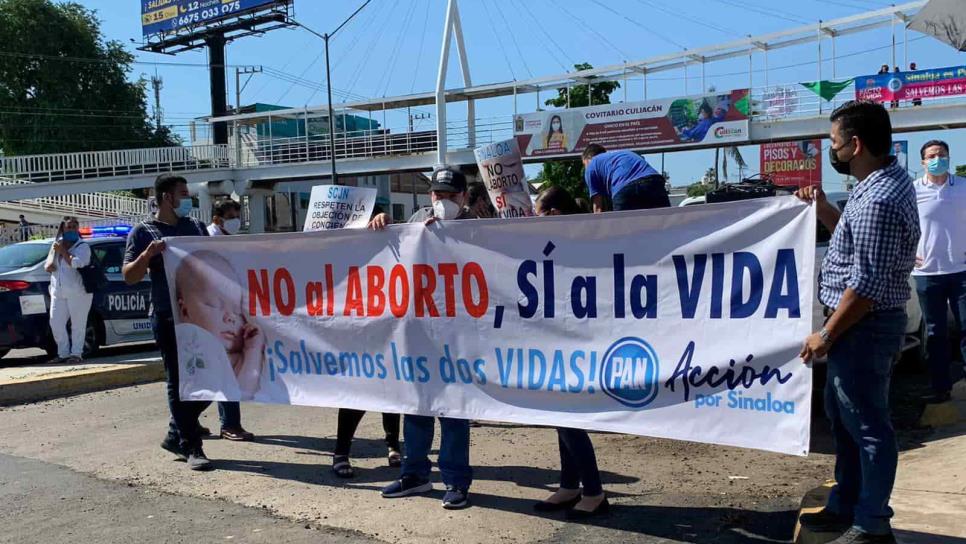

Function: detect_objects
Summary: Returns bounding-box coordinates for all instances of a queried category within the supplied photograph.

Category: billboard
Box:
[141,0,284,37]
[513,89,750,158]
[854,65,966,103]
[760,140,822,188]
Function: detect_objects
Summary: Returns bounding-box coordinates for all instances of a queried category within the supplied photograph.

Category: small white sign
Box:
[19,295,47,316]
[303,185,377,232]
[474,138,535,219]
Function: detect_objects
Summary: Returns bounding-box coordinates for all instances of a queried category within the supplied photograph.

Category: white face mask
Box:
[222,218,241,235]
[433,199,462,220]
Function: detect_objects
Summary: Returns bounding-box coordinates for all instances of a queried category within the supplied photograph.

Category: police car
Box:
[0,226,153,359]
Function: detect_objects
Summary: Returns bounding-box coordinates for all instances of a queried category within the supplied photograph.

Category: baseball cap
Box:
[430,167,467,193]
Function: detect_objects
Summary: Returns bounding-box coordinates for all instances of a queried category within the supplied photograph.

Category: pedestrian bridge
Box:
[1,0,959,207]
[2,85,964,206]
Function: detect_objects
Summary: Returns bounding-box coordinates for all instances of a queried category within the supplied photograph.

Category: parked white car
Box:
[680,192,926,360]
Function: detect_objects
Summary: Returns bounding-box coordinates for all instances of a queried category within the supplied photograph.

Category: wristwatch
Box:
[819,327,832,345]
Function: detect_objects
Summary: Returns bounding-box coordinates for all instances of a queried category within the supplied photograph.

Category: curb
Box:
[0,362,164,406]
[794,481,839,544]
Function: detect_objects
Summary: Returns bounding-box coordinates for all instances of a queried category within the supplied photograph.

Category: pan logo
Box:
[888,77,903,93]
[599,337,660,408]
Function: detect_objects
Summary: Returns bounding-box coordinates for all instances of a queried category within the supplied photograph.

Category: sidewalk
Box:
[0,349,163,405]
[797,381,966,544]
[891,380,966,543]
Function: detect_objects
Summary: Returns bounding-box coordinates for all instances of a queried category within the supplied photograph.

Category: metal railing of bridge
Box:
[0,178,151,218]
[1,77,964,183]
[0,144,231,183]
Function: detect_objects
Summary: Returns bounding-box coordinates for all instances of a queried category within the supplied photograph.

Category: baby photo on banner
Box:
[164,197,816,456]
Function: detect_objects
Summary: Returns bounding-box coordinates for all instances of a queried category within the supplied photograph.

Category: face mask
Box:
[829,143,854,176]
[62,231,80,243]
[926,157,949,176]
[222,218,241,235]
[551,121,561,131]
[174,197,194,218]
[433,199,462,220]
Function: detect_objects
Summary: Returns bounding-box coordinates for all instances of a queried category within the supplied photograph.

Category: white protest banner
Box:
[474,139,534,218]
[165,197,815,456]
[303,185,377,231]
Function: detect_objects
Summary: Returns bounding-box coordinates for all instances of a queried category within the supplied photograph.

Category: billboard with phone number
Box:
[141,0,283,37]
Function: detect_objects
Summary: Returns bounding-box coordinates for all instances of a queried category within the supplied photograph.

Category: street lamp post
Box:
[290,0,371,186]
[324,33,337,184]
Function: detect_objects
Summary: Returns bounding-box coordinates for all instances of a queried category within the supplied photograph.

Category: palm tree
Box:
[721,146,747,183]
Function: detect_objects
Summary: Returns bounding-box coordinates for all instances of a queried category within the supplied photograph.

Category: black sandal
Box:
[387,448,402,468]
[332,455,355,478]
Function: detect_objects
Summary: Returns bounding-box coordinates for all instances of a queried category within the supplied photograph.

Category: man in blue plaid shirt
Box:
[796,101,920,544]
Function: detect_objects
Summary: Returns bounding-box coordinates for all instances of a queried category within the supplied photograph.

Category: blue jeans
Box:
[153,314,211,449]
[557,428,603,496]
[401,415,472,489]
[611,175,670,211]
[170,401,240,433]
[914,271,966,396]
[824,309,905,535]
[218,402,241,429]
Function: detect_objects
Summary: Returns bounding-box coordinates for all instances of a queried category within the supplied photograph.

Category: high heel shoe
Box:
[565,497,610,520]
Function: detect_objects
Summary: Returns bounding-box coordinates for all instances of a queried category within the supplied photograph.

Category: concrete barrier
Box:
[0,362,164,406]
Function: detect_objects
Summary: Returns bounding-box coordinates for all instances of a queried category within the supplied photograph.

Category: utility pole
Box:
[233,66,262,165]
[234,66,263,114]
[289,0,371,185]
[150,73,163,129]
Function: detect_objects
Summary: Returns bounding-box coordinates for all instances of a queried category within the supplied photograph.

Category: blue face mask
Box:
[62,231,80,243]
[926,157,949,176]
[174,197,194,218]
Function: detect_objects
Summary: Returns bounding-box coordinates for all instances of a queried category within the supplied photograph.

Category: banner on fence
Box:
[855,65,966,103]
[760,140,823,187]
[302,185,376,232]
[164,197,815,456]
[513,89,750,158]
[474,139,535,219]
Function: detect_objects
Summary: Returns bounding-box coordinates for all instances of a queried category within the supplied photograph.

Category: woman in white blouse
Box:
[44,216,92,363]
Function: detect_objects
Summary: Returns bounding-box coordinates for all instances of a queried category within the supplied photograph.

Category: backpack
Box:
[76,243,108,294]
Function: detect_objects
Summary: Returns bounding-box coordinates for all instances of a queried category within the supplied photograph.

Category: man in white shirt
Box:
[913,139,966,404]
[207,199,242,236]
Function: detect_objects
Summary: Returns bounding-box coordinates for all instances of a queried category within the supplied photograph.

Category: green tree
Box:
[687,182,711,198]
[533,63,620,199]
[0,0,179,155]
[956,164,966,177]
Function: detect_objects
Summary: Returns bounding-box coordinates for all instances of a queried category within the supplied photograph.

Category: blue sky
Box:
[74,0,965,187]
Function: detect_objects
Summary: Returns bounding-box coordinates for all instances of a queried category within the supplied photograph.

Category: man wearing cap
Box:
[368,167,476,510]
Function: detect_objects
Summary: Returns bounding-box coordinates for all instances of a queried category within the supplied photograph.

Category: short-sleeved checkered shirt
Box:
[819,157,920,311]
